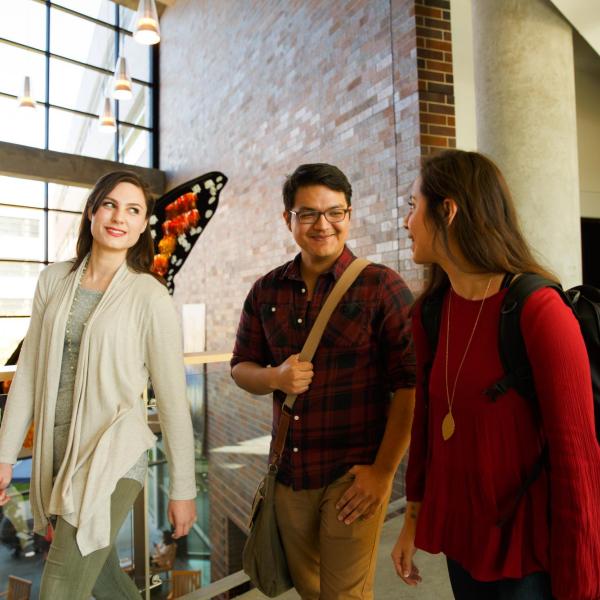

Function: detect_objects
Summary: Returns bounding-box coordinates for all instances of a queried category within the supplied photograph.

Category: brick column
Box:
[416,0,456,155]
[391,0,456,293]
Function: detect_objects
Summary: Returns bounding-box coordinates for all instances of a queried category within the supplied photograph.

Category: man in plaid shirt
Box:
[231,163,416,599]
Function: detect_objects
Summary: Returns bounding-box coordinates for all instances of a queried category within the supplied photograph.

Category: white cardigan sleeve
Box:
[145,287,197,500]
[0,270,48,464]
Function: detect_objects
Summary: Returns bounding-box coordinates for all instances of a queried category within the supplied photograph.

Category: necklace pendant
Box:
[442,412,455,441]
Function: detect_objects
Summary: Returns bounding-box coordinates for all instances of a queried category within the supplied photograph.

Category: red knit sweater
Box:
[406,286,600,600]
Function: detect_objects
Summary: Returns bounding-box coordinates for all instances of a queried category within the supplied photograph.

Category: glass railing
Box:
[0,353,408,600]
[0,352,257,600]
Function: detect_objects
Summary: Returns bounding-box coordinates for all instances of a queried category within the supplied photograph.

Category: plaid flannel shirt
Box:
[231,246,416,489]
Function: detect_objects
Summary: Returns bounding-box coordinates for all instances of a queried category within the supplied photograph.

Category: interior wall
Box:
[160,0,419,351]
[159,0,425,581]
[449,0,477,150]
[575,34,600,219]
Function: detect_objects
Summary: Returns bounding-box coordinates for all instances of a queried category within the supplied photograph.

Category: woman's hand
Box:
[391,503,422,586]
[0,463,13,506]
[168,499,197,539]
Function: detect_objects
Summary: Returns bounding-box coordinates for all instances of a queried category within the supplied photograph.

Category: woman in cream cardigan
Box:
[0,171,197,599]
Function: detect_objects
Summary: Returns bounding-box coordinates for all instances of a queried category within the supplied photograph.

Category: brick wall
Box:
[416,0,456,155]
[160,0,454,586]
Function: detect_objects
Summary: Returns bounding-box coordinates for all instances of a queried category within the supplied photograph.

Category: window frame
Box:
[0,0,157,164]
[0,0,158,331]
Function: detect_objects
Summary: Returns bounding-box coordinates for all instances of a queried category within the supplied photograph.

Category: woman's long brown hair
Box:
[418,150,557,301]
[71,170,162,282]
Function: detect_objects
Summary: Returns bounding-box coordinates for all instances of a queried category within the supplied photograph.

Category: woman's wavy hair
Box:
[419,150,557,301]
[71,170,158,277]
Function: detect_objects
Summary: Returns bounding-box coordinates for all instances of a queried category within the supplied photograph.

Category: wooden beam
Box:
[0,141,166,196]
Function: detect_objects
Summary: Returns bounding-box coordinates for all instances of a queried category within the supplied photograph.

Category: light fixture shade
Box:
[18,76,36,109]
[99,97,117,132]
[112,56,133,100]
[133,0,160,45]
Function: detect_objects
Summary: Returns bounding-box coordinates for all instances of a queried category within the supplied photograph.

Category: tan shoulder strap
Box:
[270,258,370,466]
[295,258,370,365]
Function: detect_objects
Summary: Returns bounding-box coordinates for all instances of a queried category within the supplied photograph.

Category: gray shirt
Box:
[53,285,147,483]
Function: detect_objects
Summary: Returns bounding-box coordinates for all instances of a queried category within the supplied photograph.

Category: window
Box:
[0,0,156,167]
[0,4,162,590]
[0,175,90,363]
[0,0,158,363]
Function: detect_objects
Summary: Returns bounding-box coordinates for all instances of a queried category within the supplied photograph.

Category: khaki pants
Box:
[275,473,387,600]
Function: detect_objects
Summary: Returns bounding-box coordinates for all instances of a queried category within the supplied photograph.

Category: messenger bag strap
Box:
[270,258,370,467]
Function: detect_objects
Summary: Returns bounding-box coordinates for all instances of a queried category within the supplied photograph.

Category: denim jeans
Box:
[447,558,553,600]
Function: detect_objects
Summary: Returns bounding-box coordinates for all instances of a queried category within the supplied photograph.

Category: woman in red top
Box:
[392,150,600,600]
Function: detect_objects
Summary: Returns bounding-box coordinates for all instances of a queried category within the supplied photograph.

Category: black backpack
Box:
[420,273,600,524]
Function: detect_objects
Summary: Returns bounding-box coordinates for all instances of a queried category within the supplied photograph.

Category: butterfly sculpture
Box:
[150,171,227,294]
[1,173,227,370]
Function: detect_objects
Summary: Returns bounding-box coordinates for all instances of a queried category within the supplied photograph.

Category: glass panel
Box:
[0,206,45,261]
[0,96,45,148]
[146,361,248,588]
[48,183,89,212]
[0,41,46,101]
[121,32,151,83]
[52,0,116,26]
[50,7,115,72]
[119,5,136,33]
[0,317,29,365]
[0,176,45,209]
[119,80,151,128]
[49,106,115,161]
[119,125,151,167]
[0,262,44,317]
[0,454,44,596]
[0,0,47,50]
[48,210,80,262]
[49,58,111,116]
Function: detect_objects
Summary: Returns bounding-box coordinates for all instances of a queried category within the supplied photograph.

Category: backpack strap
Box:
[484,273,563,402]
[420,290,445,357]
[489,273,570,526]
[497,445,549,527]
[419,287,447,412]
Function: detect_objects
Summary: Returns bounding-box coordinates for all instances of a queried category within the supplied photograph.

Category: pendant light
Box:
[99,97,116,132]
[112,56,133,100]
[18,76,36,109]
[133,0,160,45]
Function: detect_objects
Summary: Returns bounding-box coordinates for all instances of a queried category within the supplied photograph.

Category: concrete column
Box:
[472,0,581,287]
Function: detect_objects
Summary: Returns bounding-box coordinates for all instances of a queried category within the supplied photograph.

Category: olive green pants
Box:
[40,478,142,600]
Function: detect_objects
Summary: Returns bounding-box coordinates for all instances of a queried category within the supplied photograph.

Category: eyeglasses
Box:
[288,208,351,224]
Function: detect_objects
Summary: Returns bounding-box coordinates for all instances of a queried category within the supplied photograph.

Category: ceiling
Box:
[550,0,600,57]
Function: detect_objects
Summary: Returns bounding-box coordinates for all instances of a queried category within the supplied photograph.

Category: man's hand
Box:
[168,499,197,539]
[273,354,314,395]
[335,465,393,525]
[0,463,13,506]
[391,524,421,586]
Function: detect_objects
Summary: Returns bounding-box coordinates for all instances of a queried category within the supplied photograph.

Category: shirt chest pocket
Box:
[260,303,295,348]
[321,301,372,348]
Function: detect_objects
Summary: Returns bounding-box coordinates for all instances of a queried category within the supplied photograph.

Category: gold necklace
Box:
[442,277,493,441]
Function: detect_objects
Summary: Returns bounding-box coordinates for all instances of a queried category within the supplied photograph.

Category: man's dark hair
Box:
[282,163,352,211]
